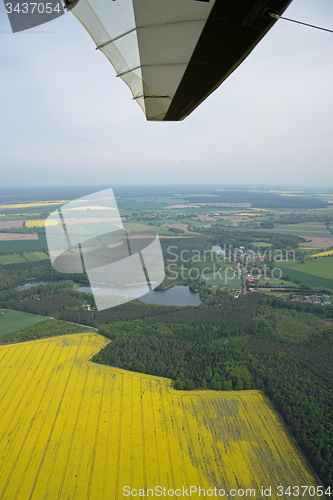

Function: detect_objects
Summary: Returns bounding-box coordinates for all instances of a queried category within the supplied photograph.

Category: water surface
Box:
[78,285,202,307]
[17,280,202,307]
[16,280,59,291]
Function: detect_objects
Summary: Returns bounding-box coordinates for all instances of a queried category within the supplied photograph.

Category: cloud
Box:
[1,0,333,187]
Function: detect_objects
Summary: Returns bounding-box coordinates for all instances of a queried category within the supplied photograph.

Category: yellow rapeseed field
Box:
[311,251,333,258]
[250,209,270,212]
[62,205,117,211]
[0,334,321,500]
[238,213,260,217]
[0,201,69,209]
[25,220,58,228]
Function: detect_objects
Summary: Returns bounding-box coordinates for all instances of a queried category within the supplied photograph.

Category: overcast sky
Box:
[1,0,333,188]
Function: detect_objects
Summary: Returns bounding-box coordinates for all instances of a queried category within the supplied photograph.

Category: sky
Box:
[1,0,333,188]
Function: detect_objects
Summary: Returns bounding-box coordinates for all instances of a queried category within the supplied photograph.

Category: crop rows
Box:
[0,334,321,499]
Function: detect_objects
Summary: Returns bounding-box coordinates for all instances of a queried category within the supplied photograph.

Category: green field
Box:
[133,222,196,236]
[0,254,26,265]
[0,214,43,221]
[0,309,47,337]
[203,269,243,287]
[258,229,333,238]
[257,278,299,288]
[252,241,272,247]
[279,257,333,289]
[255,222,333,238]
[275,223,331,231]
[0,251,49,265]
[0,233,47,253]
[24,251,49,262]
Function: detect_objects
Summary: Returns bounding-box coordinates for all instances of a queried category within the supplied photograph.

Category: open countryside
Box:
[279,257,333,289]
[0,185,333,496]
[312,250,333,258]
[0,333,322,500]
[0,309,47,337]
[0,251,49,265]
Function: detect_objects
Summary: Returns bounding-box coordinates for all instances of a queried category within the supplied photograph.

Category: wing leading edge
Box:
[68,0,293,121]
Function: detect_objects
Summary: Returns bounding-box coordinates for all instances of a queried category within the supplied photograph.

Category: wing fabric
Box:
[70,0,293,121]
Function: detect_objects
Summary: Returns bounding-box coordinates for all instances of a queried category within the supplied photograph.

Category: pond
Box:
[17,280,202,307]
[78,285,202,307]
[16,280,60,291]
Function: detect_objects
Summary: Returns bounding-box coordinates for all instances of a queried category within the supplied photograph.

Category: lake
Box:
[16,280,59,291]
[78,285,202,307]
[17,280,202,307]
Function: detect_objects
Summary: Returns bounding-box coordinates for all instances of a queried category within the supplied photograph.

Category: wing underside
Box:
[69,0,293,121]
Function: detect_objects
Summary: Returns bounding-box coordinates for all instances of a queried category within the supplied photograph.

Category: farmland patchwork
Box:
[0,334,321,499]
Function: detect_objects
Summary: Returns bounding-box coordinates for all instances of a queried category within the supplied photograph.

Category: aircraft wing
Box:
[67,0,293,121]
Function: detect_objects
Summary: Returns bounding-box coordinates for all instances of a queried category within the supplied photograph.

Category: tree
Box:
[185,380,195,390]
[174,379,183,390]
[235,379,244,391]
[210,380,222,391]
[260,222,274,229]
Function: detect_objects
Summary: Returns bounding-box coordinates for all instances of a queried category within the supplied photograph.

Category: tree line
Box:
[1,276,333,487]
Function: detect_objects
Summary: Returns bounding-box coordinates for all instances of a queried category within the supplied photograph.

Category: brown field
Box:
[0,233,38,241]
[0,221,23,230]
[196,215,217,221]
[299,238,333,248]
[165,223,190,230]
[196,215,253,223]
[0,333,321,500]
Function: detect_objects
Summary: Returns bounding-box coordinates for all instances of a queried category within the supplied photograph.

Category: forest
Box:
[2,280,332,485]
[185,192,329,209]
[1,237,333,488]
[0,260,88,292]
[91,299,333,487]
